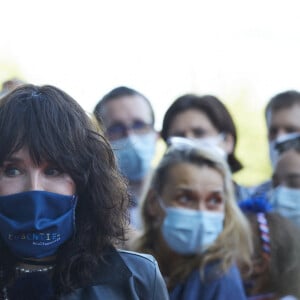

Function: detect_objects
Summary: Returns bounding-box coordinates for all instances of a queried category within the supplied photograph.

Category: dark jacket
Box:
[61,249,169,300]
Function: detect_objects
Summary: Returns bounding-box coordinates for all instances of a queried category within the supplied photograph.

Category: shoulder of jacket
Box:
[117,250,169,300]
[117,249,157,265]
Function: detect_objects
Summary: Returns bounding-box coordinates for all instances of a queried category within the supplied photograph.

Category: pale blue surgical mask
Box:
[111,132,156,181]
[193,134,227,159]
[168,135,227,160]
[161,205,224,255]
[270,186,300,227]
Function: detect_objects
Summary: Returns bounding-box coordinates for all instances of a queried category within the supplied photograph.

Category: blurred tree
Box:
[0,60,24,92]
[226,89,272,187]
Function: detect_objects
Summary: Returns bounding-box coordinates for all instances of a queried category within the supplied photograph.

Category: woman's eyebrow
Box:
[3,156,23,163]
[175,187,224,194]
[174,186,198,193]
[210,189,224,193]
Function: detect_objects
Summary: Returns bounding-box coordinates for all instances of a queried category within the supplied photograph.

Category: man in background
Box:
[253,90,300,198]
[94,86,157,229]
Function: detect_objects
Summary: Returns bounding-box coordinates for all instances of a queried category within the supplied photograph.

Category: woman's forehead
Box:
[164,162,224,188]
[2,145,59,167]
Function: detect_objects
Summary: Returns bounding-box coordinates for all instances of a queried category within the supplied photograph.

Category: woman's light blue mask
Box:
[270,186,300,227]
[161,205,224,255]
[0,190,77,259]
[111,132,156,181]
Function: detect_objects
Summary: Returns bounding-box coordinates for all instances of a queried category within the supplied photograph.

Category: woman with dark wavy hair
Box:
[161,94,250,202]
[0,84,168,299]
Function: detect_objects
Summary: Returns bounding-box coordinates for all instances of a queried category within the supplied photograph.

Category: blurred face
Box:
[0,147,76,196]
[267,104,300,142]
[160,162,225,212]
[167,109,233,154]
[101,95,155,141]
[167,109,219,139]
[273,149,300,188]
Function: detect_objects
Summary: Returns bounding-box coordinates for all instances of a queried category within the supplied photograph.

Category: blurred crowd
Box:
[0,79,300,299]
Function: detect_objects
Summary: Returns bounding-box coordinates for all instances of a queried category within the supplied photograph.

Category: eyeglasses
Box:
[106,120,153,140]
[275,132,300,154]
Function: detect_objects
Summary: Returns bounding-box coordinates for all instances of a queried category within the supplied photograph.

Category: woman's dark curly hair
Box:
[0,84,129,295]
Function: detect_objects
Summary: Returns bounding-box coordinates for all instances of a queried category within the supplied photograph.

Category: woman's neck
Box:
[15,256,56,273]
[154,233,182,277]
[18,255,56,265]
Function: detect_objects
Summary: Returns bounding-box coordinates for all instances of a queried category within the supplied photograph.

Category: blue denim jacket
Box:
[61,249,169,300]
[169,263,246,300]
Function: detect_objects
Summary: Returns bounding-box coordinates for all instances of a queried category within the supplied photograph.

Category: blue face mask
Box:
[111,132,156,181]
[0,190,77,259]
[270,186,300,227]
[161,206,224,255]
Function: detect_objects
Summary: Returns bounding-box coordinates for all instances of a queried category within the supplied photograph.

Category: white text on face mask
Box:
[8,232,61,242]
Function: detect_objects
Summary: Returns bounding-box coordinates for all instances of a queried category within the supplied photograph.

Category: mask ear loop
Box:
[166,136,227,160]
[257,213,271,262]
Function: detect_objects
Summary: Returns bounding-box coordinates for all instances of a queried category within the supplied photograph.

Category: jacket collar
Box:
[88,247,132,286]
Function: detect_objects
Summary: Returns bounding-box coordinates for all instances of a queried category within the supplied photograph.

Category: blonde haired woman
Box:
[133,138,252,300]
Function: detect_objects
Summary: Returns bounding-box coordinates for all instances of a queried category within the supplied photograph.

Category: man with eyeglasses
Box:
[252,90,300,199]
[94,86,157,229]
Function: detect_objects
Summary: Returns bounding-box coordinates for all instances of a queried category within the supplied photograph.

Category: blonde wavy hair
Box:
[134,143,253,289]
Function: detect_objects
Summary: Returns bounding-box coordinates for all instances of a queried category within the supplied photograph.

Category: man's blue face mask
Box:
[0,190,77,259]
[270,186,300,228]
[111,132,156,182]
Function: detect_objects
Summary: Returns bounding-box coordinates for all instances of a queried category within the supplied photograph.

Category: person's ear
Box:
[222,133,234,155]
[144,189,165,227]
[146,189,163,217]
